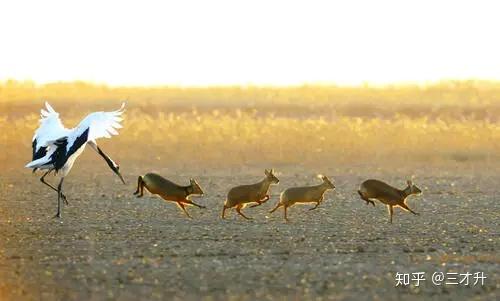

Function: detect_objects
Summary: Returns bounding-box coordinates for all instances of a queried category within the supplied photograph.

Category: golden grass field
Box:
[1,80,500,170]
[0,80,499,300]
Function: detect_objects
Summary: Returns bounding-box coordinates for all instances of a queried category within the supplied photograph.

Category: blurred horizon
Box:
[1,79,500,172]
[2,1,500,170]
[3,78,500,89]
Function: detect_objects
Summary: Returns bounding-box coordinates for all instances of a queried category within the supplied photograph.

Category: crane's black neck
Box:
[96,145,116,170]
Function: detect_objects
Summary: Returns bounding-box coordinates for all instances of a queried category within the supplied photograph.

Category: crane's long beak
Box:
[112,165,126,185]
[119,173,126,184]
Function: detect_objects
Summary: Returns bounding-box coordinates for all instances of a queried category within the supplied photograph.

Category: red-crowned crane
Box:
[25,102,126,218]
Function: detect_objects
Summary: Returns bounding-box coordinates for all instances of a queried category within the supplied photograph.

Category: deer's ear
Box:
[407,180,413,186]
[270,168,274,174]
[264,169,269,175]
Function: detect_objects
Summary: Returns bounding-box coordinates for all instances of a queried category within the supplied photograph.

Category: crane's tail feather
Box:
[25,156,52,169]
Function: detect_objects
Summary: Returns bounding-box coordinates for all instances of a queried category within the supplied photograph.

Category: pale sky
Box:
[0,0,499,86]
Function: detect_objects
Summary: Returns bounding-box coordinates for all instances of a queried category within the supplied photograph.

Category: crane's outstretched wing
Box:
[66,103,125,153]
[26,103,125,173]
[32,102,69,161]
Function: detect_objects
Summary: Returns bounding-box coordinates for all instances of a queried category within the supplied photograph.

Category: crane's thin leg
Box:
[40,169,68,205]
[54,177,64,218]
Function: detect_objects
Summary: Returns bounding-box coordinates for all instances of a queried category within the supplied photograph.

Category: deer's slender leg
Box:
[309,202,321,211]
[182,199,206,209]
[235,204,252,220]
[249,200,263,208]
[221,205,228,219]
[140,180,145,196]
[284,205,289,221]
[399,203,419,215]
[387,205,393,223]
[249,195,270,208]
[358,190,375,206]
[269,202,282,213]
[176,202,192,218]
[134,176,143,196]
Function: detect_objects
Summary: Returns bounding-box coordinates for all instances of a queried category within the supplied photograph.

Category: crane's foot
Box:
[53,212,61,219]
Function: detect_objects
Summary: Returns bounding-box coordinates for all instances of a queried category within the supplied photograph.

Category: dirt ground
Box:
[0,160,498,301]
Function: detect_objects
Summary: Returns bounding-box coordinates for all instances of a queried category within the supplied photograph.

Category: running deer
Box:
[221,169,279,220]
[134,173,205,218]
[269,175,335,221]
[358,179,422,223]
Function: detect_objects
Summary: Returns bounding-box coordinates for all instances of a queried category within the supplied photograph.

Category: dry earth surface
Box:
[0,160,498,300]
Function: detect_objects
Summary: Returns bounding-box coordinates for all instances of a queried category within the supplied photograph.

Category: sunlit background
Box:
[1,3,500,300]
[1,0,500,170]
[1,0,499,86]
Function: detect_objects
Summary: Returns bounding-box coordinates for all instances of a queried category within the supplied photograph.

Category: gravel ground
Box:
[0,163,498,300]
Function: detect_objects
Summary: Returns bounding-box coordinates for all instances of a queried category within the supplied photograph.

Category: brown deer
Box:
[358,179,422,223]
[222,169,279,220]
[269,175,335,221]
[134,173,205,218]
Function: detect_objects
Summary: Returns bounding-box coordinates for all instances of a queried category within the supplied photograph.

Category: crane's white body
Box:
[26,102,126,218]
[26,102,125,176]
[59,144,86,176]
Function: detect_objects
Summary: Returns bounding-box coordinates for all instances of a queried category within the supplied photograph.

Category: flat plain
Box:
[0,162,498,300]
[0,82,499,300]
